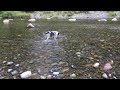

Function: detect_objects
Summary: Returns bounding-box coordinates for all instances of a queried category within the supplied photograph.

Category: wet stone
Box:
[8,69,13,73]
[29,60,34,64]
[51,63,58,66]
[15,64,20,67]
[40,75,46,79]
[47,75,52,79]
[11,70,18,75]
[70,74,76,78]
[3,61,7,64]
[7,62,13,66]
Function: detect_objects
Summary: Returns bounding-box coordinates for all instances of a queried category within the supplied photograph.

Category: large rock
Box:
[27,23,35,28]
[3,19,10,24]
[28,19,36,22]
[20,71,32,79]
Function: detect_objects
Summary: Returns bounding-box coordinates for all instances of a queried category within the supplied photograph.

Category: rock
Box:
[17,54,20,57]
[98,19,107,21]
[51,63,58,66]
[2,61,7,64]
[28,19,36,22]
[108,74,112,77]
[11,70,18,75]
[100,39,105,42]
[7,69,13,73]
[40,75,46,79]
[89,57,94,60]
[112,18,117,21]
[58,61,66,65]
[68,19,76,21]
[113,76,117,79]
[102,73,108,79]
[0,75,5,79]
[20,71,32,79]
[53,72,59,76]
[13,57,17,59]
[8,19,13,20]
[7,62,13,66]
[27,23,35,28]
[47,18,51,20]
[103,63,112,71]
[15,64,20,67]
[29,60,34,64]
[70,73,76,78]
[3,19,10,24]
[93,63,100,68]
[61,68,69,73]
[47,75,52,79]
[77,55,81,57]
[76,52,81,55]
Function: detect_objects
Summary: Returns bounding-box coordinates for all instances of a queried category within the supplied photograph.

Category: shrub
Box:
[107,11,116,17]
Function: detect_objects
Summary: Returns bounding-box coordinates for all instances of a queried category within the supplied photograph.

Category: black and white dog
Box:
[44,31,60,40]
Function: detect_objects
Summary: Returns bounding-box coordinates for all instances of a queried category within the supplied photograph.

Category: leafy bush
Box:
[107,11,116,17]
[0,11,31,18]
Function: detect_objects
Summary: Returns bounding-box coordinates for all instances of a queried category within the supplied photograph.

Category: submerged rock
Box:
[20,71,32,79]
[103,63,112,71]
[40,75,46,79]
[28,19,36,22]
[70,73,76,78]
[102,73,108,79]
[27,23,35,28]
[53,72,59,76]
[7,69,13,73]
[11,70,18,75]
[7,62,13,66]
[93,63,100,68]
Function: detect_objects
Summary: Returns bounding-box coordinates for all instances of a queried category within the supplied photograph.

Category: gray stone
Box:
[70,73,76,78]
[8,69,13,73]
[11,70,18,75]
[15,64,20,67]
[47,75,52,79]
[7,62,13,66]
[3,61,7,64]
[51,63,58,66]
[102,73,108,79]
[40,75,46,79]
[53,72,59,76]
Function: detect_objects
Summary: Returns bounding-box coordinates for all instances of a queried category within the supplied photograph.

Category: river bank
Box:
[30,11,120,20]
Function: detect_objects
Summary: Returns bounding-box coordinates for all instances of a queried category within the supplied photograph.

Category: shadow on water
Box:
[0,19,120,79]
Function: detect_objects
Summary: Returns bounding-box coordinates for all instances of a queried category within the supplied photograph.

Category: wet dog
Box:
[44,31,59,40]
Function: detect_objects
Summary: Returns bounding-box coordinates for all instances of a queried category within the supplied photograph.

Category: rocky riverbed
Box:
[0,19,120,79]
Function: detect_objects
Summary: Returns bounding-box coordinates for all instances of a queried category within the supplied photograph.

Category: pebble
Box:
[13,57,17,59]
[0,75,5,79]
[3,61,7,64]
[61,68,69,73]
[20,71,32,79]
[53,72,59,76]
[7,69,13,73]
[93,63,100,68]
[17,54,20,57]
[58,61,66,65]
[103,63,112,71]
[51,63,58,66]
[29,60,34,64]
[89,57,94,60]
[11,70,18,75]
[40,75,46,79]
[47,75,52,79]
[7,62,13,66]
[76,52,81,55]
[102,73,108,79]
[15,64,20,67]
[70,73,76,78]
[113,76,117,79]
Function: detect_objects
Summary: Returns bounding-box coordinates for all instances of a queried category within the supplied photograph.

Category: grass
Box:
[107,11,117,17]
[0,11,31,18]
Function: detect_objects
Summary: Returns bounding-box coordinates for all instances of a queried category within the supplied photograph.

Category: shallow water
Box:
[0,19,120,79]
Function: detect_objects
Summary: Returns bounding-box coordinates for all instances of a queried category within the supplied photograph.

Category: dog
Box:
[44,31,59,40]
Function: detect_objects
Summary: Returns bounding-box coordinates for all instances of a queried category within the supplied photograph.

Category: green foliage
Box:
[0,11,31,18]
[107,11,116,17]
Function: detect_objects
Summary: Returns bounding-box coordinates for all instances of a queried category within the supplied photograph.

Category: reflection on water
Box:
[0,19,120,79]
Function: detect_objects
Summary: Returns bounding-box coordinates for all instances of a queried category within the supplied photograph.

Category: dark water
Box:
[0,19,120,79]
